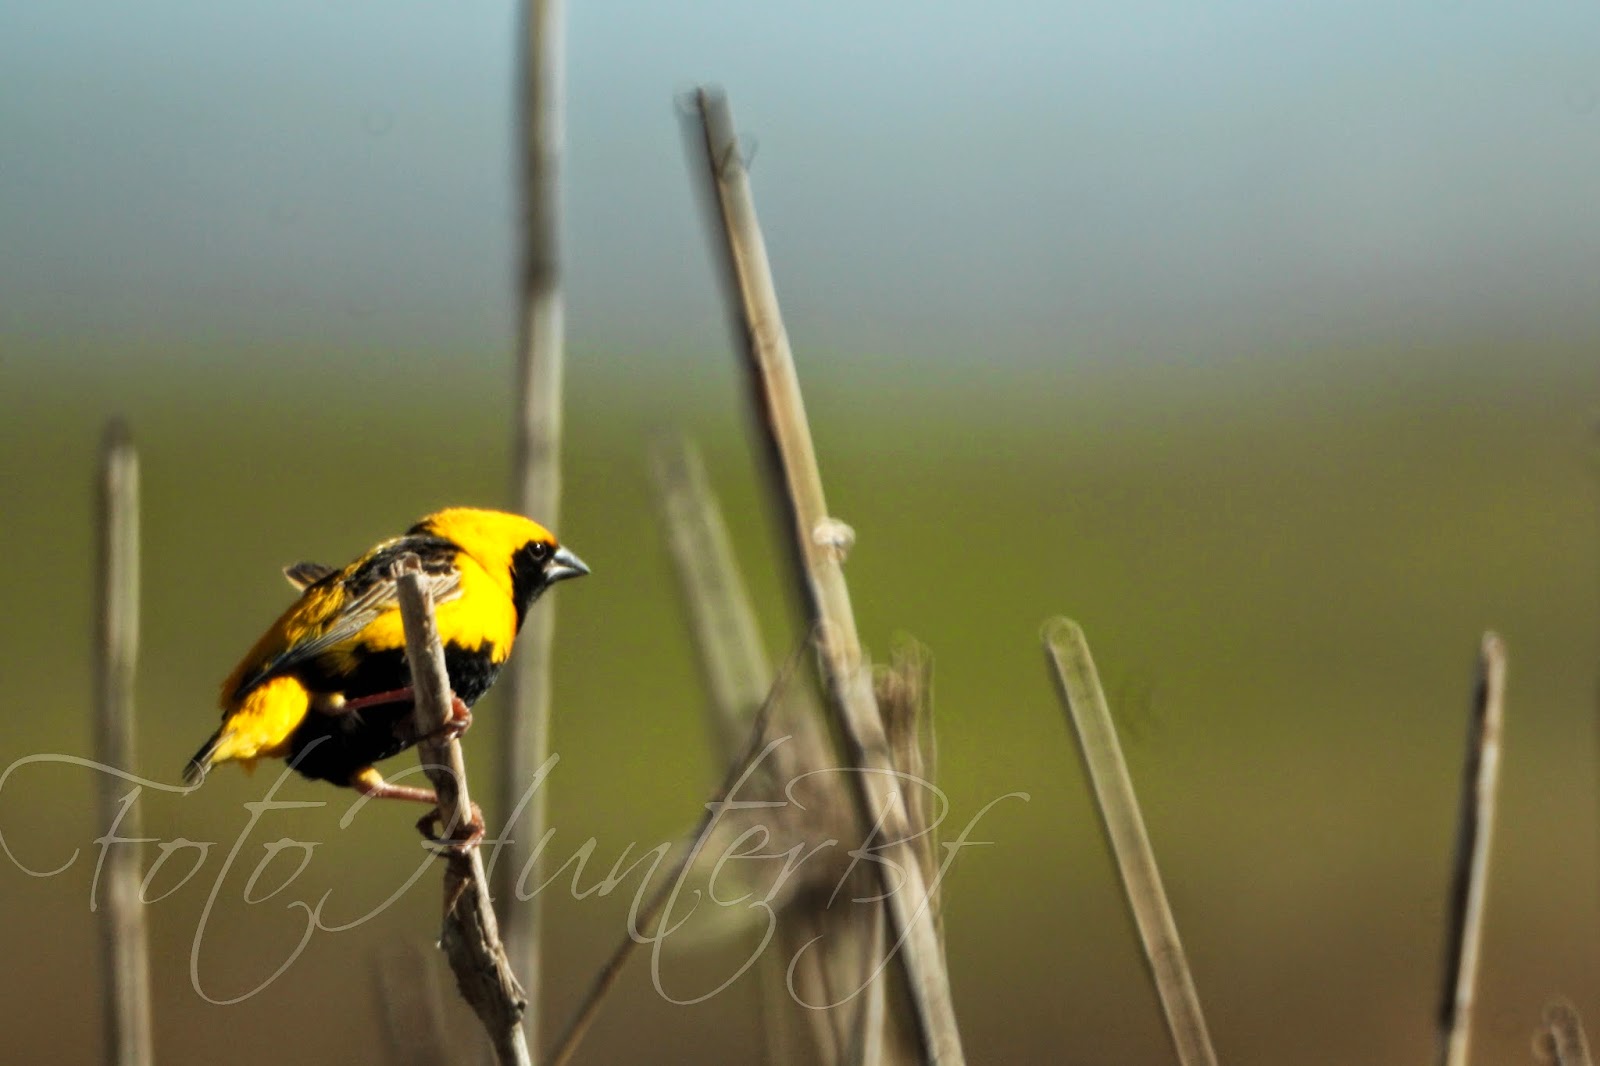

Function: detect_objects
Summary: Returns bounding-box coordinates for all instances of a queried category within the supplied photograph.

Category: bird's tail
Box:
[184,675,311,785]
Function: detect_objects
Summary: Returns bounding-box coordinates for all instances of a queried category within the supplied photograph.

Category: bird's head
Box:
[410,507,589,626]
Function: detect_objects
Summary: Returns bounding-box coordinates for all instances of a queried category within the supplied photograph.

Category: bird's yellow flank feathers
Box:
[203,674,310,771]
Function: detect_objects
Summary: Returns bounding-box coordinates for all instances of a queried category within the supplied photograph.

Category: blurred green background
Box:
[5,2,1600,1064]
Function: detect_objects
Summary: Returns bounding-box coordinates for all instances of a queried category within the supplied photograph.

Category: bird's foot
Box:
[424,696,473,744]
[417,801,485,856]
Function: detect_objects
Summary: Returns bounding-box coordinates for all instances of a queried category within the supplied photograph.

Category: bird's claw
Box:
[417,801,485,857]
[423,696,473,744]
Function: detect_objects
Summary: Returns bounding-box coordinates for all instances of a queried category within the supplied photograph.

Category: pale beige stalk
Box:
[1044,618,1218,1066]
[95,419,153,1066]
[689,86,966,1066]
[397,558,531,1066]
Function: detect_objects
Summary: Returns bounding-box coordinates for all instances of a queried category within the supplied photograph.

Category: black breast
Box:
[287,641,504,785]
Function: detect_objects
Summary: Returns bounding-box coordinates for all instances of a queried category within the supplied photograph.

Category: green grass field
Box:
[2,343,1596,1064]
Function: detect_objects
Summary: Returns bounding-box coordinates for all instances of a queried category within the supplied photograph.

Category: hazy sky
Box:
[3,1,1599,373]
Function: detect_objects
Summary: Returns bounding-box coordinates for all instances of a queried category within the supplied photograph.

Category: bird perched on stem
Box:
[185,507,588,843]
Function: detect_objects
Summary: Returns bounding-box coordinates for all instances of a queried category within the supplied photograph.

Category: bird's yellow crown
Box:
[411,507,557,595]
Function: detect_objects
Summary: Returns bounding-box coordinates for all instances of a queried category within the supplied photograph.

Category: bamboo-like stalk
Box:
[648,438,773,753]
[1537,1000,1595,1066]
[649,436,870,1065]
[688,85,966,1066]
[1436,632,1507,1066]
[648,436,779,1064]
[876,644,941,937]
[1043,618,1218,1066]
[396,557,531,1066]
[372,945,453,1066]
[94,419,153,1066]
[500,0,567,1046]
[545,646,802,1066]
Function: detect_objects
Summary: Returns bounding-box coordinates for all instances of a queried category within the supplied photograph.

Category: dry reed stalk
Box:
[545,645,803,1066]
[1043,618,1218,1066]
[499,0,567,1040]
[649,438,774,754]
[396,557,531,1066]
[649,438,802,1065]
[650,437,892,1065]
[1536,1000,1595,1066]
[1436,632,1507,1066]
[94,419,153,1066]
[875,644,941,936]
[372,945,454,1066]
[840,900,889,1066]
[688,85,965,1066]
[869,644,949,1065]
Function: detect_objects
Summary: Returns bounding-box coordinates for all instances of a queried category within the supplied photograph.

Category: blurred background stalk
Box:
[94,419,152,1066]
[500,0,567,1054]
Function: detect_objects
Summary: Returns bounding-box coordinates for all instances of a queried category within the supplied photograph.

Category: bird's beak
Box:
[547,545,590,584]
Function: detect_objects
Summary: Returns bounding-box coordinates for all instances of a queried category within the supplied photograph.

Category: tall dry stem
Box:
[545,647,804,1066]
[651,437,898,1064]
[94,419,153,1066]
[1436,632,1507,1066]
[396,558,531,1066]
[688,85,965,1065]
[500,0,568,1048]
[1044,617,1217,1066]
[1536,1000,1595,1066]
[371,945,454,1066]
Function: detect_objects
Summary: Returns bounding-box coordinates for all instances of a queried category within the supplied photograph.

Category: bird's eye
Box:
[528,542,551,562]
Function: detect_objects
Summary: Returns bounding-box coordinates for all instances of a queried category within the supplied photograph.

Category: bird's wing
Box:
[283,561,338,590]
[237,534,462,694]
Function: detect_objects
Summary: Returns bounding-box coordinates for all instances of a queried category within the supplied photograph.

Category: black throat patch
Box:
[508,540,550,631]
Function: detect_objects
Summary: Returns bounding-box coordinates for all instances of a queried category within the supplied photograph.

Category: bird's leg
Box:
[416,801,486,855]
[349,767,484,854]
[349,766,438,805]
[338,686,416,713]
[338,687,474,742]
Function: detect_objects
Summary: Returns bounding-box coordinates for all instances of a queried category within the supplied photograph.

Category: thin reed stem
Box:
[545,643,804,1066]
[94,419,153,1066]
[650,436,874,1065]
[687,85,966,1066]
[372,944,454,1066]
[1537,1000,1595,1066]
[648,437,774,749]
[1436,632,1507,1066]
[501,0,567,1051]
[397,557,531,1066]
[1043,617,1218,1066]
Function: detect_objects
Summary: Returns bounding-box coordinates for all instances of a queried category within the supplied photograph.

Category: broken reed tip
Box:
[1041,616,1085,647]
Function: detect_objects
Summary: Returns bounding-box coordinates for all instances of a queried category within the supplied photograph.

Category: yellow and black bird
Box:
[185,507,587,821]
